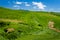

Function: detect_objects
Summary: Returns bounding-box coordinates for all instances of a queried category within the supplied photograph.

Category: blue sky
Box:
[0,0,60,12]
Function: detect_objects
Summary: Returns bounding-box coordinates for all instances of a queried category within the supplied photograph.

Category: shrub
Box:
[0,21,10,27]
[0,30,21,40]
[0,35,7,40]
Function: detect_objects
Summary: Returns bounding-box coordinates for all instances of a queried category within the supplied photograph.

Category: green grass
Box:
[0,7,60,40]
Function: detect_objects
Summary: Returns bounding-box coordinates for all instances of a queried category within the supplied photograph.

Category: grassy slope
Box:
[0,7,60,40]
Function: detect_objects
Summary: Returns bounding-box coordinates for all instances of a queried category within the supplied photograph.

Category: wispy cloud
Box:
[24,2,30,6]
[33,6,37,9]
[13,5,20,7]
[14,1,30,6]
[15,1,22,4]
[11,1,47,10]
[13,5,20,9]
[12,1,22,9]
[32,2,46,10]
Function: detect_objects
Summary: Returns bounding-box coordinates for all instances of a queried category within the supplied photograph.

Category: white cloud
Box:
[32,2,46,10]
[24,2,30,6]
[13,5,20,9]
[13,5,20,7]
[15,2,22,4]
[25,4,30,6]
[13,1,31,7]
[33,6,37,9]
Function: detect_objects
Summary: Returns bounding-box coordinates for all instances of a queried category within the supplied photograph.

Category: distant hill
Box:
[49,12,60,16]
[0,7,60,40]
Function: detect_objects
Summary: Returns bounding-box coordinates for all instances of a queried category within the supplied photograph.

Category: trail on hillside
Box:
[0,18,23,23]
[48,21,60,32]
[0,18,60,32]
[49,26,60,32]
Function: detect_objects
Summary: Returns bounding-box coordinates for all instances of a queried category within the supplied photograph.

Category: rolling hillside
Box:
[0,7,60,40]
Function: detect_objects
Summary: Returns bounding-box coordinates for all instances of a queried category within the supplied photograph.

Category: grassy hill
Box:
[0,7,60,40]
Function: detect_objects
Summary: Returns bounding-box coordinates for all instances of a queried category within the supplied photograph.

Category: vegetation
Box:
[0,7,60,40]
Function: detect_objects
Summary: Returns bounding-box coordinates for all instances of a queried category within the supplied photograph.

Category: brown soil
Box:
[0,18,23,23]
[49,26,60,32]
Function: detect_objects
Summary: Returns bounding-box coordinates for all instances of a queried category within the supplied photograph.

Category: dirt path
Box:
[49,27,60,32]
[0,18,60,32]
[0,18,23,23]
[48,21,60,32]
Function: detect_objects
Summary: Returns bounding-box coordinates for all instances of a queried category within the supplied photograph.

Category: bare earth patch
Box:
[0,18,23,23]
[48,21,60,32]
